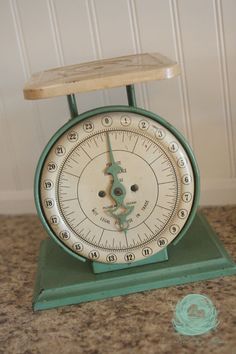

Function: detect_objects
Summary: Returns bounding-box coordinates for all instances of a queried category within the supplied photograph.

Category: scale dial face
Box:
[38,110,197,264]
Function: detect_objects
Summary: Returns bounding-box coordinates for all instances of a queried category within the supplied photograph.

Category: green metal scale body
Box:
[23,54,236,310]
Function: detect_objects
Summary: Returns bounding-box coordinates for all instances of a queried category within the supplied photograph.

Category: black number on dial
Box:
[43,179,53,190]
[44,198,54,208]
[47,162,57,172]
[106,254,117,263]
[67,131,78,142]
[124,253,135,262]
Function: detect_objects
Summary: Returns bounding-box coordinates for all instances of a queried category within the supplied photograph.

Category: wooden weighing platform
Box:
[23,52,180,100]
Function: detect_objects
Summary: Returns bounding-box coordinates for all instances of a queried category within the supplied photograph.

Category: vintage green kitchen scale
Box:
[24,53,236,311]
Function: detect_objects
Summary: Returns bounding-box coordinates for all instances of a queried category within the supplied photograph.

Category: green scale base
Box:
[33,212,236,311]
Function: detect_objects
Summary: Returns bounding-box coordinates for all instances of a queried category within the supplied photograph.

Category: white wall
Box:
[0,0,235,214]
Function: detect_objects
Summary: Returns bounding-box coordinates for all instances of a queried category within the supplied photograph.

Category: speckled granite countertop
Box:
[0,206,236,354]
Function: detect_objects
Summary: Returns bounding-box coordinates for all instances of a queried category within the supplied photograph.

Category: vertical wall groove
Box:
[86,0,109,105]
[213,0,235,177]
[127,0,149,110]
[10,0,31,79]
[169,0,194,146]
[10,0,45,161]
[0,95,18,190]
[9,0,44,190]
[5,0,26,190]
[47,0,65,66]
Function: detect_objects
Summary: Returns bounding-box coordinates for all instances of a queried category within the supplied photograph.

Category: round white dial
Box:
[39,111,195,263]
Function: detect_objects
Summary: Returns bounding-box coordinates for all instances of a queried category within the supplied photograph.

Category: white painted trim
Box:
[0,190,36,214]
[200,178,236,206]
[0,179,235,214]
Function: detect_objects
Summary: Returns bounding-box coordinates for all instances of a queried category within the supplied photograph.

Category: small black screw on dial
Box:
[98,191,106,198]
[131,184,139,192]
[114,187,123,196]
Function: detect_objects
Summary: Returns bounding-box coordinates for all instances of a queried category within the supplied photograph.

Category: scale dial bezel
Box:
[35,106,200,264]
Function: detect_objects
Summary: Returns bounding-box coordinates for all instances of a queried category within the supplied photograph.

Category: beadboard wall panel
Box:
[0,0,235,213]
[178,0,231,179]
